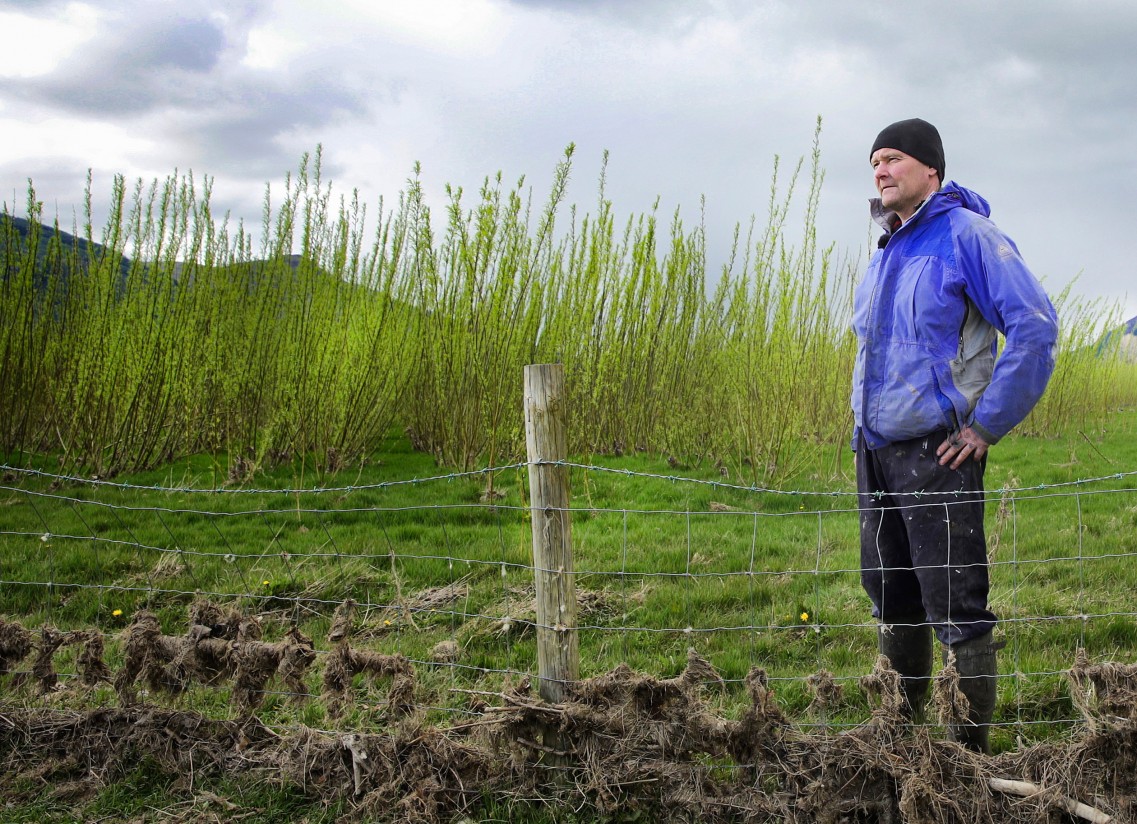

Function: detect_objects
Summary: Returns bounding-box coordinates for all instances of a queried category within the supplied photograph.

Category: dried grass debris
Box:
[805,668,843,717]
[328,598,356,643]
[5,616,1137,823]
[0,617,33,677]
[76,631,113,686]
[110,605,315,715]
[932,648,971,727]
[32,626,72,693]
[430,640,460,664]
[1069,646,1137,726]
[322,643,416,719]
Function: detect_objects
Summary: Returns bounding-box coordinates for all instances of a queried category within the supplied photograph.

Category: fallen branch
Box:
[988,777,1112,823]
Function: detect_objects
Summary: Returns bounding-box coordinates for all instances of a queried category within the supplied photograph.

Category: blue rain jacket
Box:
[852,182,1058,450]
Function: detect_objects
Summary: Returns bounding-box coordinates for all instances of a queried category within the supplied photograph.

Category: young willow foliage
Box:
[1,150,417,476]
[2,136,1134,479]
[403,127,860,480]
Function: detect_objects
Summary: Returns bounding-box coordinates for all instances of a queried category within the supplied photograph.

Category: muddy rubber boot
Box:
[879,618,933,723]
[945,631,998,754]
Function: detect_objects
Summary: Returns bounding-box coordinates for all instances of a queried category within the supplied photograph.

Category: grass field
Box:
[4,415,1137,711]
[3,409,1137,820]
[5,134,1137,820]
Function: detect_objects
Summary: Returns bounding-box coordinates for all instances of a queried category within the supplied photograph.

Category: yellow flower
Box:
[263,580,271,587]
[383,619,392,627]
[800,612,809,622]
[112,609,123,617]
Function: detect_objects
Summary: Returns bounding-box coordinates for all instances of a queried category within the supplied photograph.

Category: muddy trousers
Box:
[858,431,998,752]
[856,429,995,644]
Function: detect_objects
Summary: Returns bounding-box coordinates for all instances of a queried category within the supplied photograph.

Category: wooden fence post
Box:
[524,363,579,703]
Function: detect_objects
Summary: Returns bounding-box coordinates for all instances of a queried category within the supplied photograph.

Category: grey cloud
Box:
[4,15,228,115]
[1,2,377,175]
[0,0,68,9]
[777,1,1137,117]
[756,1,1137,200]
[152,77,367,179]
[505,0,717,31]
[123,17,226,73]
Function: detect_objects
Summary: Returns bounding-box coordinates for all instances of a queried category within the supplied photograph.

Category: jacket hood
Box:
[870,181,991,233]
[921,181,991,220]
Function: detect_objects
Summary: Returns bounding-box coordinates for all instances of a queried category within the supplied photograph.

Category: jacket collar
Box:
[868,181,991,247]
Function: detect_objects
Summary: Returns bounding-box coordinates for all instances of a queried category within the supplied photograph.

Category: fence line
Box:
[2,458,1136,743]
[9,460,1137,498]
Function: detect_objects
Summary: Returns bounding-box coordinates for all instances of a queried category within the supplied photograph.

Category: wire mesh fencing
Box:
[3,461,1136,744]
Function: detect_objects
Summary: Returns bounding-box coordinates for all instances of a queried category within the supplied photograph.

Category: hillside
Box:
[1,216,315,290]
[1097,314,1137,362]
[0,214,132,281]
[1122,315,1137,361]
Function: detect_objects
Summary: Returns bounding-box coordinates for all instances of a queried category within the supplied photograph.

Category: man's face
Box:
[870,147,939,222]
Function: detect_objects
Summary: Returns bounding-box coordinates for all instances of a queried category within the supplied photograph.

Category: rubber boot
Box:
[879,618,933,723]
[944,631,998,754]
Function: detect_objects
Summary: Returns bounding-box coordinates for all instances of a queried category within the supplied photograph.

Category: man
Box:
[851,118,1058,754]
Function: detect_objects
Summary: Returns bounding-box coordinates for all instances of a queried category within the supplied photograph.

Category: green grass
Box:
[0,757,348,824]
[3,412,1137,705]
[3,413,1137,818]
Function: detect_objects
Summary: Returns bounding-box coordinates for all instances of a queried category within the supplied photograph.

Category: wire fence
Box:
[3,458,1137,742]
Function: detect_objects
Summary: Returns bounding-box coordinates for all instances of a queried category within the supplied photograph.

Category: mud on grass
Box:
[3,641,1137,822]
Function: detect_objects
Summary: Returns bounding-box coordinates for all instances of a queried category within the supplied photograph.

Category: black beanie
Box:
[870,118,945,181]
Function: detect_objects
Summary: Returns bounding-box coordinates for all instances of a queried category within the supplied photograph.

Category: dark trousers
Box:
[857,430,996,646]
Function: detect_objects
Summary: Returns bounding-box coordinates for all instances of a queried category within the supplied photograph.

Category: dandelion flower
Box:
[800,612,809,622]
[263,580,271,587]
[112,609,123,617]
[383,619,392,627]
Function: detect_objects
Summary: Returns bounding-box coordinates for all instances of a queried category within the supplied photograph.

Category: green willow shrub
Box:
[401,153,565,471]
[3,131,1135,480]
[1025,282,1134,436]
[1,151,417,477]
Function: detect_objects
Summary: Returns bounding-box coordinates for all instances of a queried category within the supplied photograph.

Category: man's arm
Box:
[950,218,1059,448]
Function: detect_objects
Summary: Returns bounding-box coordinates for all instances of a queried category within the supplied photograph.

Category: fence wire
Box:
[2,461,1136,741]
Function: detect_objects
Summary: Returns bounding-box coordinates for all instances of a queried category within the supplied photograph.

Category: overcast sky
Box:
[1,0,1133,319]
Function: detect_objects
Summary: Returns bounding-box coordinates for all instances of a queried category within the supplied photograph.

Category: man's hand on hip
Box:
[936,426,989,469]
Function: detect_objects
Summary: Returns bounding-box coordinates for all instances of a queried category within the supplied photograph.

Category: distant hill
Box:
[2,217,310,291]
[1,214,132,284]
[1096,315,1137,362]
[1121,316,1137,362]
